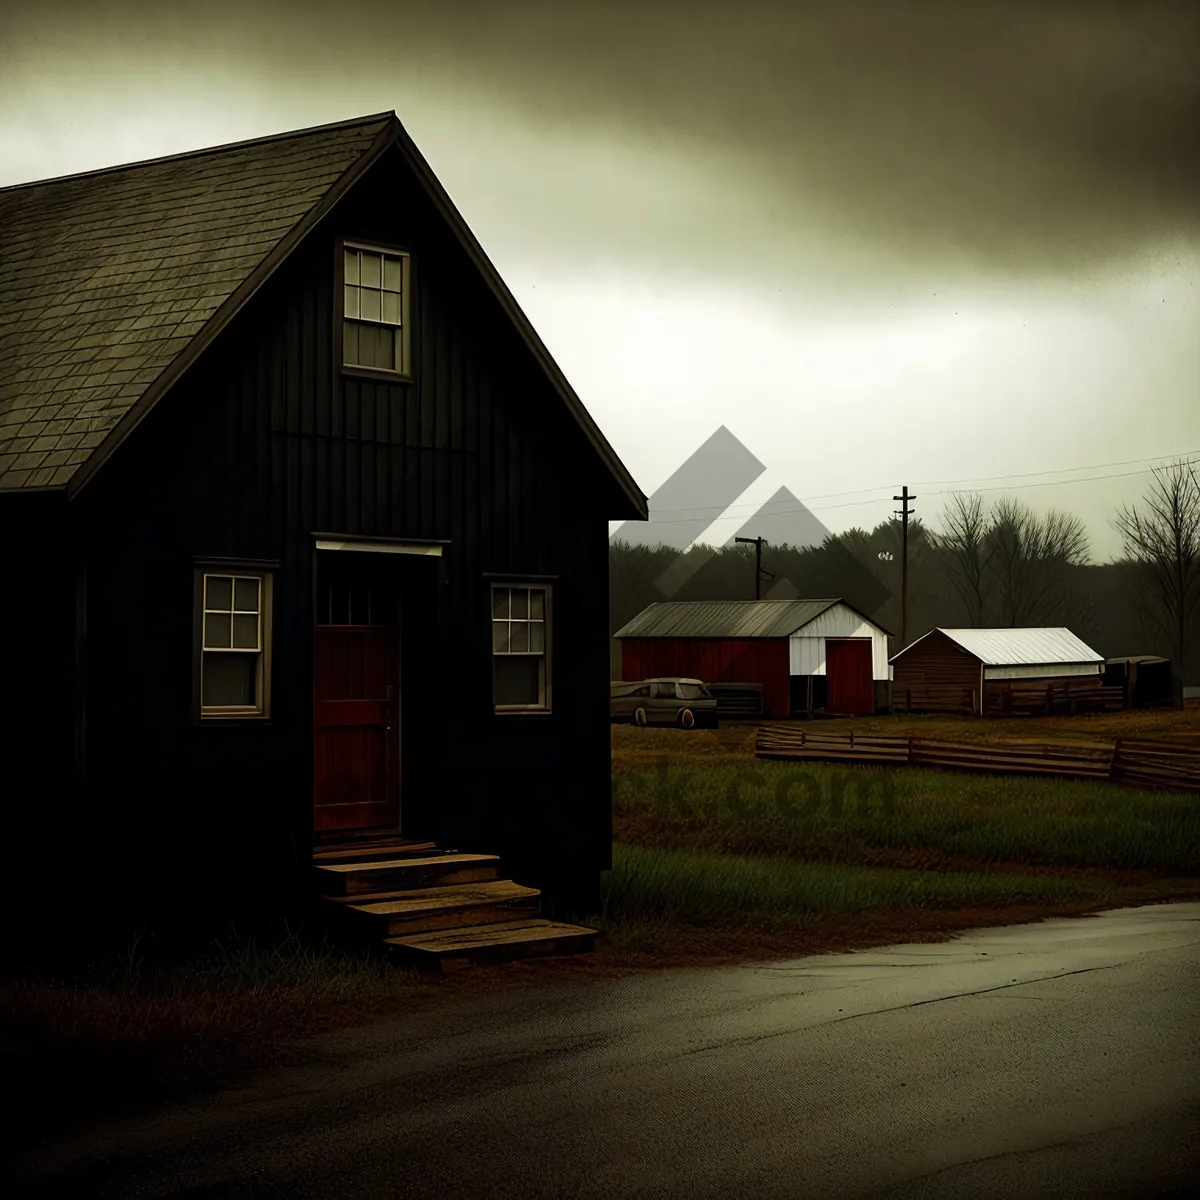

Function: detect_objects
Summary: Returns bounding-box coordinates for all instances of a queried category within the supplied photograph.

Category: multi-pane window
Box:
[491,585,550,711]
[199,572,272,716]
[343,244,409,373]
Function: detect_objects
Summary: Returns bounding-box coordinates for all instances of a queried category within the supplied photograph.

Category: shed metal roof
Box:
[0,113,648,516]
[614,599,887,639]
[893,627,1104,666]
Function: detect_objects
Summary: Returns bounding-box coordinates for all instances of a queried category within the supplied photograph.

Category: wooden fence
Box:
[985,680,1125,716]
[894,681,1125,717]
[1111,739,1200,791]
[755,726,1200,791]
[909,738,1113,779]
[757,726,910,764]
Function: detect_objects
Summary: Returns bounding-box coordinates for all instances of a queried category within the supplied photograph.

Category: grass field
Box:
[601,718,1200,956]
[612,753,1200,874]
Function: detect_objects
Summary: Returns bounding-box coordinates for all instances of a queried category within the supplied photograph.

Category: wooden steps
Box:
[339,880,541,937]
[315,852,501,896]
[312,839,597,969]
[387,918,598,967]
[311,840,439,864]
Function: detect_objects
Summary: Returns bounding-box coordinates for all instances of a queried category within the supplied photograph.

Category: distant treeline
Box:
[610,482,1200,684]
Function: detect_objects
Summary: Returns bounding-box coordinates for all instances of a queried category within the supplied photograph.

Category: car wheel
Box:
[677,707,695,729]
[633,706,648,727]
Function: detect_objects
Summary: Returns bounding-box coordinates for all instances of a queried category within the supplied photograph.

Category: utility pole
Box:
[893,486,917,648]
[735,535,765,600]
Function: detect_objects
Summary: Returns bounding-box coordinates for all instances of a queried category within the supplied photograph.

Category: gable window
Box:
[492,584,550,712]
[342,243,410,374]
[196,569,273,718]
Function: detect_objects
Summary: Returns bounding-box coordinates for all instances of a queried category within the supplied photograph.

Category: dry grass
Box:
[603,717,1200,959]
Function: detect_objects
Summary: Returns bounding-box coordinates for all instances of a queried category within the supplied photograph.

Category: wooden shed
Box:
[890,628,1106,714]
[614,599,892,718]
[0,113,647,949]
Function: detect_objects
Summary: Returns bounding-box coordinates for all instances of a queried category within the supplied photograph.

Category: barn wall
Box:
[982,674,1103,715]
[891,630,982,713]
[65,144,624,928]
[787,604,891,680]
[620,637,791,718]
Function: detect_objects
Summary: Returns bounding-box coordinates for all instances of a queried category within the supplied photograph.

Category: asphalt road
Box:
[14,904,1200,1198]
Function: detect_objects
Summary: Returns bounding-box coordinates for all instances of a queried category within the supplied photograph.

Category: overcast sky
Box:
[3,0,1197,560]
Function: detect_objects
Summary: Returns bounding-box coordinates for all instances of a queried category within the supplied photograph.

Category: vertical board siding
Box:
[891,631,982,711]
[621,638,792,718]
[60,148,622,912]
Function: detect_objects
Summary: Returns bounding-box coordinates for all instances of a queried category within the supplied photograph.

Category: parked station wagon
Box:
[610,677,717,728]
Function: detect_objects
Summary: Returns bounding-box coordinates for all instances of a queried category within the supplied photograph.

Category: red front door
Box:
[826,638,874,715]
[314,583,400,833]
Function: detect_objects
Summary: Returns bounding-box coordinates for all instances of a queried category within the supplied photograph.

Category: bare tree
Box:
[1114,460,1200,687]
[934,492,991,624]
[988,497,1091,625]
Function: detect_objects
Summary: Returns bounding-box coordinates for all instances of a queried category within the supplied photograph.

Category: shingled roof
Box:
[0,115,392,491]
[0,113,647,515]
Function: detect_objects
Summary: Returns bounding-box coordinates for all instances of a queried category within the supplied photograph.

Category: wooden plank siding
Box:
[621,637,792,718]
[891,630,982,713]
[18,147,623,927]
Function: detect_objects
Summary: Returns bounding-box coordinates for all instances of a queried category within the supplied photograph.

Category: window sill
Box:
[494,708,553,717]
[340,364,414,385]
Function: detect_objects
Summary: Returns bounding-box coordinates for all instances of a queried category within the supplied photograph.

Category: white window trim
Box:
[195,568,274,720]
[341,239,412,377]
[491,582,552,714]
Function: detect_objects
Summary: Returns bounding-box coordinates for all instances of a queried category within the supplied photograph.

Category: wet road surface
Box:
[13,904,1200,1198]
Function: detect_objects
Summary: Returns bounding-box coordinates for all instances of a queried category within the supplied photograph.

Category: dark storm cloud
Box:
[6,0,1198,273]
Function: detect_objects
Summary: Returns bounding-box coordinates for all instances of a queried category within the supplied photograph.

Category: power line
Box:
[629,454,1200,525]
[908,449,1200,488]
[920,457,1200,499]
[637,448,1200,519]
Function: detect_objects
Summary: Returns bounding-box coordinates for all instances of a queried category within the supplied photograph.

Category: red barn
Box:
[614,599,893,718]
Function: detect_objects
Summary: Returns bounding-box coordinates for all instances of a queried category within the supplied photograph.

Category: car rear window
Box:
[678,683,709,699]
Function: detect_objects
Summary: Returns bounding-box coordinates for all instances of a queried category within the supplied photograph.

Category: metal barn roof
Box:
[614,599,881,639]
[894,627,1104,666]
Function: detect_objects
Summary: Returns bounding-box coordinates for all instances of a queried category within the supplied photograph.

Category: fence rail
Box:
[1111,739,1200,791]
[757,726,910,764]
[755,727,1200,791]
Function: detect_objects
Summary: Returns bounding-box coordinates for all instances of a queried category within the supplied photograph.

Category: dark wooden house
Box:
[890,627,1106,715]
[615,599,893,718]
[0,113,647,949]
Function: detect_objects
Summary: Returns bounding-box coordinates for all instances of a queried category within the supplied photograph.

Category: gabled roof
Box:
[0,113,647,516]
[891,627,1104,666]
[614,598,889,639]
